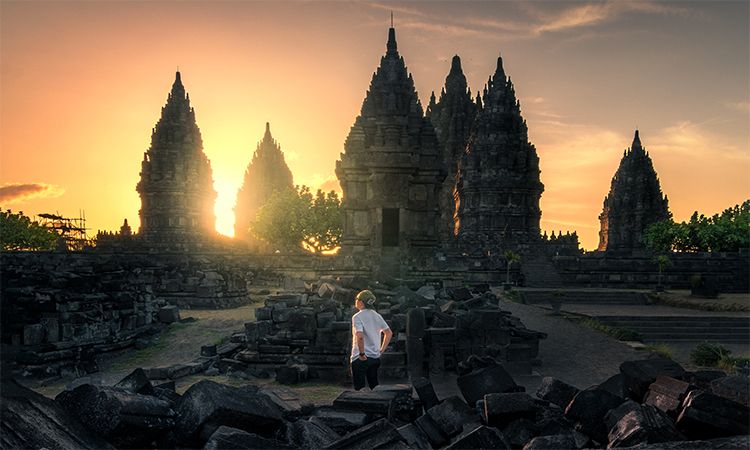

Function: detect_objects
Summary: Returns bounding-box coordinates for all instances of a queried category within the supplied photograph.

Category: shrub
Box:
[690,342,731,366]
[646,343,674,360]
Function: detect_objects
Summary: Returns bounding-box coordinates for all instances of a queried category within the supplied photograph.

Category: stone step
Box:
[522,292,647,305]
[594,315,750,344]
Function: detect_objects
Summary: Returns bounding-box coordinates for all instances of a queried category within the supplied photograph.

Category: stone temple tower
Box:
[427,55,478,245]
[598,130,671,252]
[454,57,544,250]
[234,122,294,242]
[335,25,444,265]
[136,72,216,242]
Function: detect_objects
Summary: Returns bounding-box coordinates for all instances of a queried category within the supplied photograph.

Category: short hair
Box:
[356,290,377,308]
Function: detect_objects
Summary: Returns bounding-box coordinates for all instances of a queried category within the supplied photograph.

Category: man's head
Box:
[355,289,377,310]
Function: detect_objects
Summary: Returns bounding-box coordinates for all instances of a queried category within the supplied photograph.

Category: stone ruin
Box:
[3,350,748,449]
[0,252,255,378]
[219,276,546,384]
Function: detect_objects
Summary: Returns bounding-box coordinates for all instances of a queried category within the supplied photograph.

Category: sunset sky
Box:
[1,1,748,250]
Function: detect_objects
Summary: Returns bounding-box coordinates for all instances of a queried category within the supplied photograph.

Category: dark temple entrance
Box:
[382,208,400,247]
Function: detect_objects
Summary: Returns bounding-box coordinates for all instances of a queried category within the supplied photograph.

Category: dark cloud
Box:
[0,183,64,204]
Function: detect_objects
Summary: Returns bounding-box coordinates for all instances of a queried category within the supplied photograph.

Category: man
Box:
[351,289,392,390]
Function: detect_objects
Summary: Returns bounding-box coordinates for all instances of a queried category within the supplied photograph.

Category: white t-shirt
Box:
[350,309,390,362]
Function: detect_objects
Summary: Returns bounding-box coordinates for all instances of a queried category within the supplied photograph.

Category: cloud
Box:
[319,178,342,194]
[723,101,750,114]
[649,121,748,161]
[299,173,342,194]
[0,183,64,204]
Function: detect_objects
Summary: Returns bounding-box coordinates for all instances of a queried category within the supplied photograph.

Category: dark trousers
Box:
[351,357,381,390]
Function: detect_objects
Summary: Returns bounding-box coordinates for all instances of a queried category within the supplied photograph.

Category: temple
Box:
[335,26,444,268]
[597,130,671,252]
[136,72,217,243]
[427,55,477,245]
[454,57,544,251]
[234,122,294,243]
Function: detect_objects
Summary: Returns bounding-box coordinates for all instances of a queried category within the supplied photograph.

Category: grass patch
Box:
[577,317,643,342]
[649,293,749,312]
[108,321,197,372]
[502,290,523,303]
[645,343,674,359]
[690,342,731,367]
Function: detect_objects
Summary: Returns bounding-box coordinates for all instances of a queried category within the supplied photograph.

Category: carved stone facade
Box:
[336,26,444,262]
[136,72,216,241]
[234,122,294,242]
[427,55,478,246]
[597,130,671,251]
[454,57,544,250]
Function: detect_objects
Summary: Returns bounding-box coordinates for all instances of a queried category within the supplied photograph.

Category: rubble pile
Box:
[3,357,748,449]
[0,253,253,378]
[208,276,546,383]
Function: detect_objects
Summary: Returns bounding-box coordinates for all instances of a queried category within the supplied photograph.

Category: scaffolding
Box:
[36,210,92,251]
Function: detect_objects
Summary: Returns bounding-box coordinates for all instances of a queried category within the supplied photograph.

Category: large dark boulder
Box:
[426,396,481,439]
[564,388,624,443]
[457,364,519,405]
[1,379,113,450]
[620,358,686,403]
[483,392,540,429]
[644,376,693,416]
[446,425,509,449]
[607,403,685,448]
[114,367,155,395]
[55,383,175,447]
[676,390,749,439]
[171,380,284,447]
[536,377,579,409]
[710,375,750,408]
[323,418,402,449]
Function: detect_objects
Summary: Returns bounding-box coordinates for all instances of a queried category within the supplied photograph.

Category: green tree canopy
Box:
[250,186,343,253]
[644,200,750,252]
[0,209,58,251]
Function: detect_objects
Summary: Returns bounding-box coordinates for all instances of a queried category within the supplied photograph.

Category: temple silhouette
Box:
[111,24,675,266]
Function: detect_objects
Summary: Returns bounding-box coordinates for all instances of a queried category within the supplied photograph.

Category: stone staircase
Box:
[594,315,750,343]
[520,290,648,305]
[521,256,563,288]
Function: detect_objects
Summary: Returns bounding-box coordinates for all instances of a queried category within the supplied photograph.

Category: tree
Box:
[653,255,672,290]
[644,200,750,252]
[504,250,521,285]
[0,209,58,251]
[250,185,343,253]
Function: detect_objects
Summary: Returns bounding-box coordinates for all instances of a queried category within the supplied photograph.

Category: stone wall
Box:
[555,250,749,292]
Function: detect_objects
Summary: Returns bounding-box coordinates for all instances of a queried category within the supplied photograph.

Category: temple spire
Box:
[387,24,397,55]
[494,55,506,82]
[632,129,642,152]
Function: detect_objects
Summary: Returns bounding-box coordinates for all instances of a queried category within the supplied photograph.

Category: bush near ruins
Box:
[250,185,343,253]
[0,209,58,251]
[644,200,750,252]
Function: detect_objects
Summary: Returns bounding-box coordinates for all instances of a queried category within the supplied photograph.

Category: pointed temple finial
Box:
[495,54,505,80]
[632,128,642,151]
[387,21,397,54]
[264,122,273,140]
[450,55,462,74]
[391,11,393,28]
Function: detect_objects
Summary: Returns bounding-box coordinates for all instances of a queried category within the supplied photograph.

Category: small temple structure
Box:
[234,122,294,243]
[597,130,671,252]
[427,55,477,245]
[136,72,217,243]
[336,25,444,267]
[454,57,544,251]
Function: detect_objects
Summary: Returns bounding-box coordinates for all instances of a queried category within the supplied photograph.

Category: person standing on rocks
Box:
[351,289,392,390]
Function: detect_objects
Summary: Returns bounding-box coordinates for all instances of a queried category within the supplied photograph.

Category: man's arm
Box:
[380,328,393,354]
[356,331,366,360]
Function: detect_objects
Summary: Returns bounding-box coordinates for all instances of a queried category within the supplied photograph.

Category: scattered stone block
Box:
[287,417,340,449]
[676,390,750,439]
[415,413,449,448]
[483,392,540,428]
[324,418,402,449]
[23,324,44,345]
[564,388,624,444]
[114,368,154,395]
[447,425,509,449]
[502,418,538,449]
[597,373,625,398]
[413,377,440,410]
[536,377,579,409]
[313,407,370,435]
[710,375,750,408]
[171,380,283,447]
[644,375,692,416]
[204,426,292,450]
[397,423,432,449]
[157,305,180,323]
[427,396,480,438]
[457,364,519,405]
[523,434,578,450]
[607,403,685,448]
[201,344,218,357]
[2,379,114,449]
[620,358,686,403]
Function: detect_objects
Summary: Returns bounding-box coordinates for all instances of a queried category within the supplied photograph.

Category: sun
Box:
[213,179,238,238]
